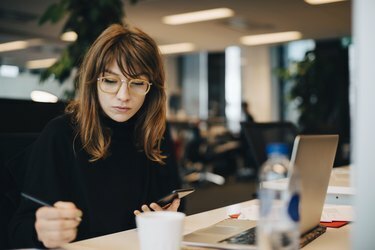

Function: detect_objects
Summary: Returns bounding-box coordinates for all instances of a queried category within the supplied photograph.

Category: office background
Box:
[0,0,351,219]
[1,0,374,248]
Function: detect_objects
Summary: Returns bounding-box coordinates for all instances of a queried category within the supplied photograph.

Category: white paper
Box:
[237,204,259,220]
[233,204,354,222]
[320,204,354,222]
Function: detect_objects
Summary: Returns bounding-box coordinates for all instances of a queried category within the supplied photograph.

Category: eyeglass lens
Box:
[99,76,150,94]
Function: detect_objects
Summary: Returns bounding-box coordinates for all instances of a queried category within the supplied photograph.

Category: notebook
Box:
[182,135,339,249]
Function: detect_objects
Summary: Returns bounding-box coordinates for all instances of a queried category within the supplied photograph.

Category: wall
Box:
[163,55,179,116]
[352,0,375,248]
[0,71,74,101]
[242,45,276,122]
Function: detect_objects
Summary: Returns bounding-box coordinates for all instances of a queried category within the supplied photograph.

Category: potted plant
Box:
[38,0,138,98]
[280,39,351,165]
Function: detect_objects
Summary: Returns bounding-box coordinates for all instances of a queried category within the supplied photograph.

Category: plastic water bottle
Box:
[257,143,300,250]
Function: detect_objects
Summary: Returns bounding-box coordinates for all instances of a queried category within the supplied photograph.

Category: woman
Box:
[8,24,181,248]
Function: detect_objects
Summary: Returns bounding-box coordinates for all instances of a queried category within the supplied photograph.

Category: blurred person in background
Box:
[241,101,255,123]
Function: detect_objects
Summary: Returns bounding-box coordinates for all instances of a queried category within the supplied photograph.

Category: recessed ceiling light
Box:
[158,43,195,54]
[162,8,234,25]
[240,31,302,46]
[26,58,57,69]
[30,90,58,103]
[61,31,78,42]
[304,0,347,5]
[0,39,43,52]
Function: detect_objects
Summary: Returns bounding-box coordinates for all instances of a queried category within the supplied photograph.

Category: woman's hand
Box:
[35,201,83,248]
[133,198,180,216]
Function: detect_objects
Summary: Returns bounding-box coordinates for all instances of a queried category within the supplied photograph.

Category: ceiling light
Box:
[240,31,302,46]
[30,90,58,103]
[0,65,19,77]
[0,39,44,52]
[162,8,234,25]
[158,43,195,54]
[61,31,78,42]
[26,58,57,69]
[304,0,347,5]
[0,41,28,52]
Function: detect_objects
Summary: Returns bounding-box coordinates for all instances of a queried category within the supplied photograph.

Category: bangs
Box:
[99,36,154,81]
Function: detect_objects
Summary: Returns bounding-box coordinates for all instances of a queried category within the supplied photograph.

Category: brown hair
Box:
[66,24,166,164]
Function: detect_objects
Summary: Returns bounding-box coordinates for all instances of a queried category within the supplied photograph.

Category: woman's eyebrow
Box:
[104,70,149,80]
[104,70,118,75]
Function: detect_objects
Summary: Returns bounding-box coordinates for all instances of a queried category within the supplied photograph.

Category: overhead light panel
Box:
[61,31,78,42]
[30,90,58,103]
[304,0,347,4]
[0,39,43,52]
[158,43,195,54]
[0,41,28,52]
[26,58,57,69]
[162,8,234,25]
[240,31,302,46]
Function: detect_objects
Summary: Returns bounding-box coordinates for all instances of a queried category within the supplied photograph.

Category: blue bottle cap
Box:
[266,143,289,156]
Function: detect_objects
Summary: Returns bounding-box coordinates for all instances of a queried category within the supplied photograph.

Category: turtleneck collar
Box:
[100,112,137,139]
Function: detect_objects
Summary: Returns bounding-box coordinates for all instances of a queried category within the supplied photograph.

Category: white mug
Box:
[136,211,185,250]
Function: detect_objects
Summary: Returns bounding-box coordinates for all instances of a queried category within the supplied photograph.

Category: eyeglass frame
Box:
[97,75,153,95]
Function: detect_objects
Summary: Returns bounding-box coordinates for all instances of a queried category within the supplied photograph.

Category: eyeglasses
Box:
[97,75,152,95]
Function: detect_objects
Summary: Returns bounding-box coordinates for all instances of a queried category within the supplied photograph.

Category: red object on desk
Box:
[320,221,349,228]
[228,213,241,219]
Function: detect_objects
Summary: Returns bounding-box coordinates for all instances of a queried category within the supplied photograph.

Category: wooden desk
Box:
[63,200,350,250]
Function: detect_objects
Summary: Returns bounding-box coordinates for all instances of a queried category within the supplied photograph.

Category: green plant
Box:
[39,0,139,97]
[279,39,351,165]
[281,40,350,136]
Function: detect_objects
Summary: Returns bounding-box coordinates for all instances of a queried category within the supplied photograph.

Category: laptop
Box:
[183,135,339,249]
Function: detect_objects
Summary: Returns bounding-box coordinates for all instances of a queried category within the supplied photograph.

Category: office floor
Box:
[183,176,258,216]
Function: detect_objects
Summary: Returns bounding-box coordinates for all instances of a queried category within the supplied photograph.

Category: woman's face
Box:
[97,61,148,122]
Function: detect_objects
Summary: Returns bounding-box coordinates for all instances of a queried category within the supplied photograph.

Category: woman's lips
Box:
[112,106,130,112]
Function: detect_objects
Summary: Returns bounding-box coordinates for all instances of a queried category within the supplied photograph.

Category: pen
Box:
[21,192,52,207]
[21,192,83,221]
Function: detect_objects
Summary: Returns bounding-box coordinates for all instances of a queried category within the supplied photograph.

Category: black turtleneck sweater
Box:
[8,114,181,248]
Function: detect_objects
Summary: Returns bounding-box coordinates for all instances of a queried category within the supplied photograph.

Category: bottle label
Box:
[288,193,300,222]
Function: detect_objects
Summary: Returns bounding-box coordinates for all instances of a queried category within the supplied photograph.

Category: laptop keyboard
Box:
[219,227,257,245]
[218,224,327,248]
[300,225,327,248]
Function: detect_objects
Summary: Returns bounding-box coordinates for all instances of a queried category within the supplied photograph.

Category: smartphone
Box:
[156,188,195,208]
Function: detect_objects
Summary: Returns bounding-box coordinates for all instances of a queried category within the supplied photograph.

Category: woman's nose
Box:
[116,82,131,101]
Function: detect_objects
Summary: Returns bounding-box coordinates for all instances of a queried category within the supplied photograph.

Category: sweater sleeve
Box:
[8,116,74,248]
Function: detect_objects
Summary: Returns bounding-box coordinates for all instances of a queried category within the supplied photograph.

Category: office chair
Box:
[180,124,225,186]
[240,121,298,178]
[0,133,39,249]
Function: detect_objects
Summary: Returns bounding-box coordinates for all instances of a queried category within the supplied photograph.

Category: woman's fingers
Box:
[36,206,82,221]
[41,228,77,241]
[134,203,162,215]
[38,228,77,248]
[150,203,162,211]
[54,201,83,220]
[141,204,151,212]
[35,201,82,248]
[35,217,81,231]
[133,210,141,216]
[167,198,180,211]
[134,199,181,216]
